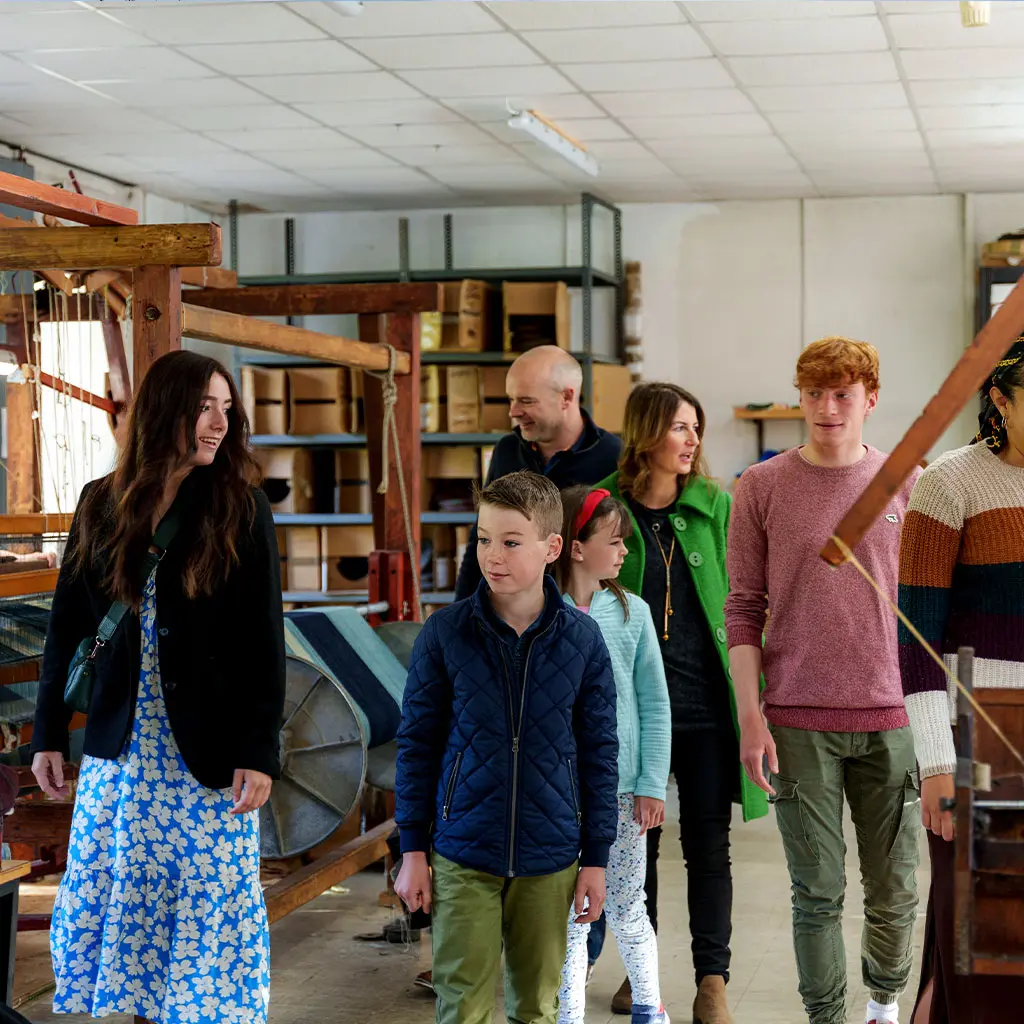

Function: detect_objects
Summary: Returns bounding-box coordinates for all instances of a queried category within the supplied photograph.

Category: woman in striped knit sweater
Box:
[898,338,1024,1023]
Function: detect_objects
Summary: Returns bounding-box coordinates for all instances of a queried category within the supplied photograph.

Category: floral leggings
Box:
[558,794,662,1023]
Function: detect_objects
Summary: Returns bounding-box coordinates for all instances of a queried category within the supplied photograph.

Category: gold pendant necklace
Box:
[651,521,675,641]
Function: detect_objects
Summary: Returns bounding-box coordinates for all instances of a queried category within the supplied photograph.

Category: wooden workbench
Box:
[0,861,30,1006]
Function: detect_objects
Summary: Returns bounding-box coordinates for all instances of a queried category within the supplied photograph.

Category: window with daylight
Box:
[35,320,118,515]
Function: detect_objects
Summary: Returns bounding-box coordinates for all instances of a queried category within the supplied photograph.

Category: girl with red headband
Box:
[555,486,672,1024]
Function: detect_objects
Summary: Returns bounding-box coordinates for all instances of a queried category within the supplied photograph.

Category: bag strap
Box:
[90,507,183,651]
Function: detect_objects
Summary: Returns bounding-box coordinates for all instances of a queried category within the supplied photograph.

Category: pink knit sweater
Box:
[725,447,919,732]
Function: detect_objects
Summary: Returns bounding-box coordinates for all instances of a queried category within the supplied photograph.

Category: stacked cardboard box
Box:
[503,282,570,353]
[242,367,288,434]
[421,365,482,433]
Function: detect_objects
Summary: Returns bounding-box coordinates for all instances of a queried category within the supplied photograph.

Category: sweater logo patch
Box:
[885,514,898,523]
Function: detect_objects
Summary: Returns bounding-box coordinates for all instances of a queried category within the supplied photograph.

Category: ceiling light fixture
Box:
[507,104,599,178]
[331,1,365,15]
[960,2,991,27]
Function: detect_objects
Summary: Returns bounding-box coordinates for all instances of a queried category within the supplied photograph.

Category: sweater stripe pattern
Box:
[898,443,1024,777]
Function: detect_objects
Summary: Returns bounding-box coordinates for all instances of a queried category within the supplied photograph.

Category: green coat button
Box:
[715,627,727,644]
[672,516,687,531]
[688,551,704,567]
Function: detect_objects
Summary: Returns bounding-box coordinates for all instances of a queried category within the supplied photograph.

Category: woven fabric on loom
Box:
[283,608,407,749]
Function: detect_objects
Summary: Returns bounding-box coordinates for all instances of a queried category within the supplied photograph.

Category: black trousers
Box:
[646,728,738,984]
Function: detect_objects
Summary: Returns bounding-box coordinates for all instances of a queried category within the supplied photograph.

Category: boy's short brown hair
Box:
[795,336,880,394]
[476,471,562,538]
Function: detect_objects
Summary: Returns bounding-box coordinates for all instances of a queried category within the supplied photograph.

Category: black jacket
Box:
[453,411,622,600]
[32,470,286,790]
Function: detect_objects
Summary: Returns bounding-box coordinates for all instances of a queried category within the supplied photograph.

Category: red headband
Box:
[574,489,610,534]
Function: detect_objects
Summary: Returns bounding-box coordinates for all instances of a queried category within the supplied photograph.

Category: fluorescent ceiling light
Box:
[507,105,599,178]
[332,1,365,15]
[961,2,991,26]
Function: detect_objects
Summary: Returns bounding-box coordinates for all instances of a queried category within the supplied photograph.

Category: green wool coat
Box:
[596,471,769,823]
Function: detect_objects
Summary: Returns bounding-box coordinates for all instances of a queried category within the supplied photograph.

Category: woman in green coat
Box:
[596,382,767,1024]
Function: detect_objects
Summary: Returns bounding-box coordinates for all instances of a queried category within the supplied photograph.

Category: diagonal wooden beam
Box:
[101,314,131,410]
[180,266,237,289]
[0,224,222,270]
[23,367,119,415]
[822,276,1024,564]
[184,281,443,317]
[181,303,411,374]
[0,169,137,227]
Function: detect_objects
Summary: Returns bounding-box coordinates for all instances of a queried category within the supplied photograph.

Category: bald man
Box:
[453,346,622,600]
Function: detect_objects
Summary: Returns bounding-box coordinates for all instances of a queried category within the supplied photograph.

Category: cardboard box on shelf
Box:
[480,402,510,434]
[286,527,321,592]
[420,365,446,433]
[335,449,371,515]
[503,281,570,353]
[480,366,508,399]
[256,448,315,514]
[431,525,456,592]
[349,369,364,434]
[446,365,480,433]
[424,279,498,352]
[454,526,471,572]
[424,446,478,480]
[241,366,287,435]
[288,367,349,435]
[322,525,374,591]
[588,364,633,434]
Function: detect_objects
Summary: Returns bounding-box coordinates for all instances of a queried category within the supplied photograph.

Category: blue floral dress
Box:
[49,571,271,1024]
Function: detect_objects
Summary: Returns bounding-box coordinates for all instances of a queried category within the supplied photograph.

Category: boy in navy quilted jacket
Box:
[395,471,619,1024]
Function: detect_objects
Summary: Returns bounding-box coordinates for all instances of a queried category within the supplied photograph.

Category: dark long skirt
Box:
[913,831,1022,1023]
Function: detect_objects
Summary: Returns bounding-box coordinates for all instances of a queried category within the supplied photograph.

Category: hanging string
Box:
[830,534,1024,771]
[365,345,421,621]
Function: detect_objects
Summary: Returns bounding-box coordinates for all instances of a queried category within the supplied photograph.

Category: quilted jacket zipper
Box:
[567,757,582,827]
[442,752,463,821]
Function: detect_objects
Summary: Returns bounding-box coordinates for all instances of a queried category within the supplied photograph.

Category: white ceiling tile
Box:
[0,10,150,50]
[89,77,269,107]
[769,107,918,134]
[523,25,710,63]
[259,148,400,170]
[595,89,756,118]
[294,99,464,127]
[750,82,910,112]
[702,16,887,55]
[427,163,563,190]
[623,112,773,139]
[301,166,446,188]
[0,75,121,107]
[0,53,44,84]
[901,48,1024,81]
[160,105,320,132]
[920,105,1024,130]
[799,149,933,171]
[554,119,631,142]
[108,3,325,45]
[0,112,30,135]
[347,32,541,70]
[564,59,732,93]
[2,107,173,135]
[685,2,876,21]
[662,150,802,174]
[177,40,374,77]
[686,170,815,193]
[698,182,816,199]
[212,127,361,151]
[241,71,419,103]
[927,126,1024,148]
[514,146,672,178]
[889,10,1024,48]
[397,65,576,98]
[816,181,939,197]
[808,166,938,186]
[100,133,232,158]
[491,2,684,31]
[0,3,83,12]
[132,151,281,173]
[383,144,518,167]
[911,79,1024,106]
[581,140,654,161]
[21,46,213,82]
[443,93,603,120]
[729,51,899,86]
[930,144,1024,168]
[288,1,502,38]
[785,130,928,157]
[339,122,497,147]
[648,134,794,160]
[603,183,702,202]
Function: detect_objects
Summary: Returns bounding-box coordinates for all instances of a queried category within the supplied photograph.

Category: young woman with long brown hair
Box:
[31,350,285,1024]
[595,382,767,1024]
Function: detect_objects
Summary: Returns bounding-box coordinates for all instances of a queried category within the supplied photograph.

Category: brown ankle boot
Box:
[611,976,632,1015]
[692,975,732,1024]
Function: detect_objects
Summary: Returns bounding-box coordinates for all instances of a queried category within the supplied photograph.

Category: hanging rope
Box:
[365,345,421,621]
[830,533,1024,771]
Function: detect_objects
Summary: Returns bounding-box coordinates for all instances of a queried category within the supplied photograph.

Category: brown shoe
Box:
[692,975,732,1024]
[611,976,632,1014]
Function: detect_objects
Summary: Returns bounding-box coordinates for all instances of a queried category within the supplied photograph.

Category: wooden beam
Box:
[24,367,118,415]
[81,269,121,294]
[182,304,412,374]
[0,169,137,227]
[263,819,393,924]
[0,568,58,597]
[37,269,73,296]
[0,224,222,271]
[133,266,182,388]
[361,311,421,616]
[5,352,39,515]
[0,514,72,534]
[0,214,37,230]
[101,314,131,410]
[184,281,444,317]
[822,275,1024,565]
[0,296,26,321]
[180,266,237,289]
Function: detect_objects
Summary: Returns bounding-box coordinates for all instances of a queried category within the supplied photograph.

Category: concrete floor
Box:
[20,789,929,1024]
